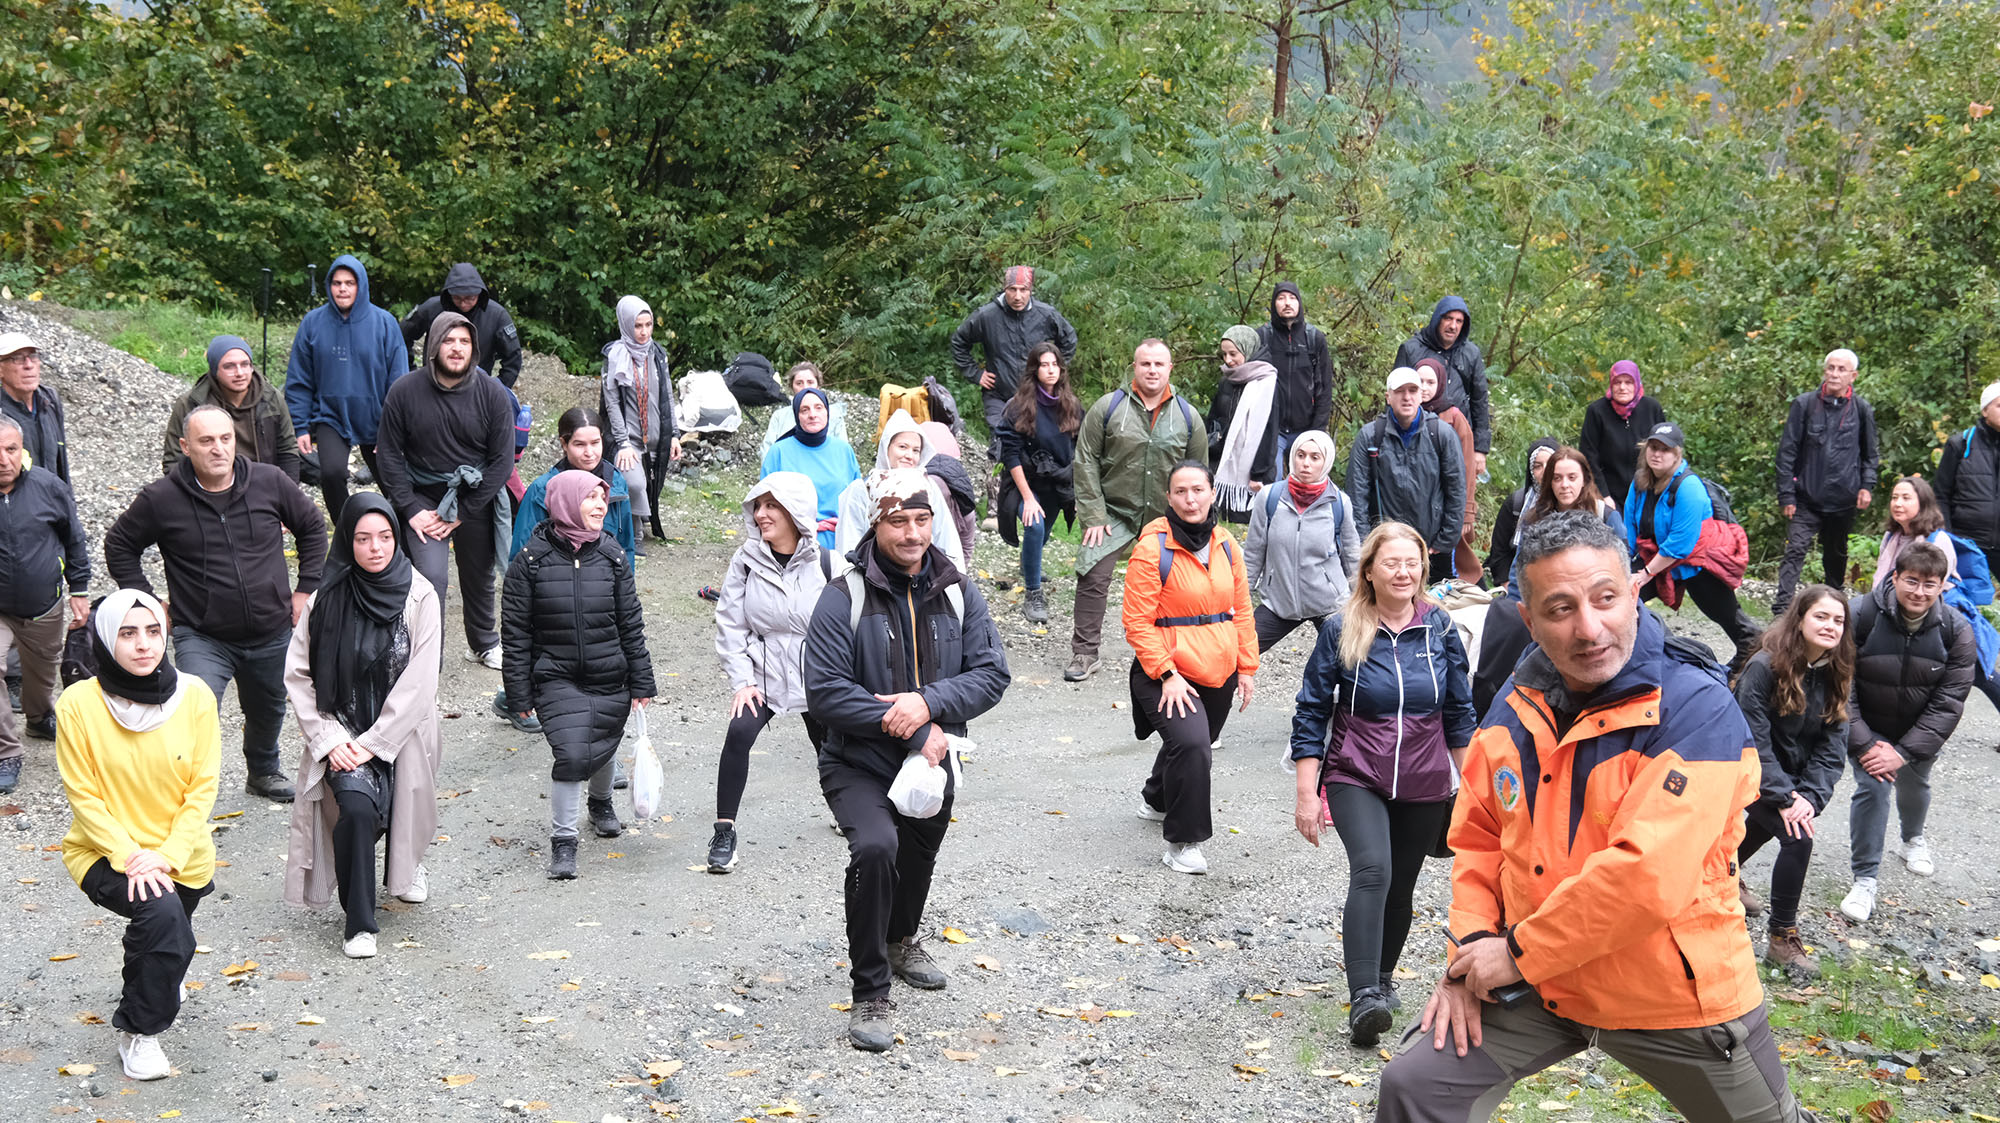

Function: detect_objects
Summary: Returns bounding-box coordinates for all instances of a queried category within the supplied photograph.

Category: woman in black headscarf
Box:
[283,492,444,960]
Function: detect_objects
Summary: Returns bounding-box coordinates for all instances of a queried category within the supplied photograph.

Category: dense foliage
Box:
[5,0,1996,551]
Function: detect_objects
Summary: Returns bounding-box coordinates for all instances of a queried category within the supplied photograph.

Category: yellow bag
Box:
[875,384,930,443]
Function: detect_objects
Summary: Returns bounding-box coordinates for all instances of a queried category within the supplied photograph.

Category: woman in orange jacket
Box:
[1123,460,1258,875]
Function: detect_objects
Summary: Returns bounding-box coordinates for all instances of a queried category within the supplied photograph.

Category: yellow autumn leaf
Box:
[523,1016,556,1024]
[1103,1009,1136,1018]
[221,959,259,976]
[1233,1063,1267,1074]
[1112,933,1143,945]
[940,927,973,944]
[58,1063,96,1076]
[48,953,78,962]
[296,1015,324,1026]
[1981,974,2000,989]
[644,1059,683,1079]
[972,955,1002,970]
[160,1112,183,1119]
[1309,1068,1345,1078]
[1905,1067,1925,1081]
[942,1048,980,1062]
[441,1073,478,1087]
[527,950,571,960]
[1338,1072,1369,1085]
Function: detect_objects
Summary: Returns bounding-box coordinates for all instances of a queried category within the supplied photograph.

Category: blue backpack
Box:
[1262,483,1345,539]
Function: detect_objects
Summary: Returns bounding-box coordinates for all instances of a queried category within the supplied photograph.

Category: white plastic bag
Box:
[675,369,743,434]
[888,736,970,818]
[628,705,663,821]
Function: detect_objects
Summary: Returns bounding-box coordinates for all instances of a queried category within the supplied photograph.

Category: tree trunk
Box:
[1272,1,1293,124]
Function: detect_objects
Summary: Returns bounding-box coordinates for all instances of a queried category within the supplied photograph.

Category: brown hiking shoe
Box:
[887,936,947,990]
[1738,880,1765,918]
[1764,925,1820,978]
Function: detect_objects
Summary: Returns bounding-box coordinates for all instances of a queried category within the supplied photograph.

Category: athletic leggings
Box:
[1327,783,1451,997]
[1737,801,1812,931]
[312,424,380,527]
[715,697,827,821]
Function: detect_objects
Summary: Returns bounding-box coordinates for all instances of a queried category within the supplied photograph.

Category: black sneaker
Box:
[587,797,623,839]
[246,773,296,802]
[492,691,541,733]
[612,758,629,791]
[1348,986,1394,1047]
[1377,978,1402,1013]
[0,755,21,794]
[848,996,896,1052]
[547,836,578,879]
[707,823,739,873]
[887,936,947,990]
[23,713,55,741]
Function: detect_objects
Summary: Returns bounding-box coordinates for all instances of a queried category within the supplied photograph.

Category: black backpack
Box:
[1665,471,1738,526]
[723,352,786,407]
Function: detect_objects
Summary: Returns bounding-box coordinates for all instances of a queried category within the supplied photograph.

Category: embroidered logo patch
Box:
[1663,769,1689,796]
[1493,766,1523,812]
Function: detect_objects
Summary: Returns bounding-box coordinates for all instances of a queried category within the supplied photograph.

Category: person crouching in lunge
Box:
[803,468,1010,1052]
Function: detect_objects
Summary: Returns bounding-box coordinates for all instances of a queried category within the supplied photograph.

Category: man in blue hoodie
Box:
[286,255,407,523]
[1394,296,1492,481]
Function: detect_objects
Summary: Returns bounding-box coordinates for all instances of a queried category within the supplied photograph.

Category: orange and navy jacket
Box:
[1447,607,1764,1030]
[1122,517,1258,689]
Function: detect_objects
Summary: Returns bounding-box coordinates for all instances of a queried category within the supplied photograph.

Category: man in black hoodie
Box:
[376,312,517,669]
[803,469,1011,1053]
[400,264,525,389]
[105,406,328,801]
[1253,282,1333,455]
[1394,295,1491,480]
[949,265,1079,457]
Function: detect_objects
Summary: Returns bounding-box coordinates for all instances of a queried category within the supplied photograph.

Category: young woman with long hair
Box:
[998,341,1082,622]
[1873,475,1955,587]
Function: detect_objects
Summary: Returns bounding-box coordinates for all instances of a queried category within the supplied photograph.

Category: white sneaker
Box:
[1135,798,1167,823]
[1840,877,1878,922]
[118,1031,170,1081]
[1902,837,1935,877]
[343,931,378,959]
[396,864,430,903]
[467,646,503,670]
[177,982,187,1005]
[1162,843,1208,875]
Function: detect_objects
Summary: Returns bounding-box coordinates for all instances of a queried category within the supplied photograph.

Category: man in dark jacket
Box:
[162,335,301,481]
[400,263,525,389]
[1253,281,1333,452]
[948,265,1079,456]
[286,254,406,523]
[0,418,90,793]
[1838,542,1973,923]
[105,407,328,801]
[803,469,1010,1053]
[1347,368,1467,582]
[1772,348,1877,614]
[1394,296,1491,478]
[376,312,517,669]
[0,331,69,485]
[1935,380,2000,573]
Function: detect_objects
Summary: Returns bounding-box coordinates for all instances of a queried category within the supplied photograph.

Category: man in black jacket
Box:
[376,312,517,669]
[1254,282,1333,455]
[400,263,525,389]
[1838,542,1973,923]
[1393,295,1491,479]
[948,265,1079,457]
[0,331,68,485]
[803,469,1011,1053]
[1935,380,2000,574]
[105,407,328,801]
[0,418,90,793]
[1347,368,1467,582]
[1772,348,1878,614]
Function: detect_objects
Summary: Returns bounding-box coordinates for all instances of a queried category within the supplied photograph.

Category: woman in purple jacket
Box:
[1288,521,1475,1048]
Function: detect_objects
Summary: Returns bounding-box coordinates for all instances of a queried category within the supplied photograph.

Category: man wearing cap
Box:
[1254,281,1334,456]
[1347,368,1467,582]
[949,265,1079,457]
[803,467,1011,1053]
[0,330,69,486]
[1772,348,1877,614]
[0,416,91,793]
[162,336,301,482]
[400,263,525,390]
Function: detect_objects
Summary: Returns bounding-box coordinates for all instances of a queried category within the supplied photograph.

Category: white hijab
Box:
[94,589,187,734]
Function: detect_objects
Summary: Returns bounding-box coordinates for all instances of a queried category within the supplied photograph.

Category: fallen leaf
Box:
[1102,1009,1136,1018]
[993,1066,1026,1076]
[16,877,36,885]
[193,945,212,954]
[1338,1072,1369,1086]
[942,1048,980,1062]
[182,981,204,991]
[973,954,1002,970]
[725,1067,758,1077]
[644,1059,684,1079]
[981,1012,1003,1021]
[1535,1102,1571,1111]
[220,959,259,976]
[75,1012,105,1025]
[522,1016,556,1024]
[211,810,245,820]
[1112,933,1143,945]
[58,1063,96,1076]
[1904,1066,1924,1081]
[1243,1038,1272,1053]
[1038,1006,1076,1017]
[559,982,581,991]
[228,1023,268,1032]
[828,1002,851,1011]
[1858,1100,1892,1123]
[441,1073,477,1087]
[1981,974,2000,990]
[160,1112,183,1118]
[940,927,973,944]
[1973,101,1994,121]
[395,939,422,949]
[1233,1063,1267,1074]
[526,950,571,960]
[1309,1068,1345,1078]
[605,852,625,859]
[296,1015,324,1026]
[1044,809,1066,815]
[685,864,709,872]
[48,953,78,962]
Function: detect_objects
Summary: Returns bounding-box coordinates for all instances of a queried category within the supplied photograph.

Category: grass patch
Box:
[57,301,293,383]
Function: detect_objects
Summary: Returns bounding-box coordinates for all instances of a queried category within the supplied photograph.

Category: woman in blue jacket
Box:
[1289,521,1475,1048]
[1624,424,1761,663]
[285,254,407,523]
[760,388,861,551]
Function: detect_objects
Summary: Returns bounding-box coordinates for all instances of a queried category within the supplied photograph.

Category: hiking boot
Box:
[1348,986,1394,1048]
[1162,842,1208,875]
[1023,588,1049,623]
[887,936,948,990]
[0,756,21,794]
[1764,925,1820,979]
[547,836,578,880]
[118,1031,171,1081]
[246,772,296,802]
[1739,880,1765,918]
[1840,877,1877,922]
[1063,654,1101,682]
[1378,977,1403,1013]
[587,797,623,839]
[848,996,896,1052]
[707,822,740,873]
[23,712,55,741]
[1902,836,1935,877]
[492,691,541,733]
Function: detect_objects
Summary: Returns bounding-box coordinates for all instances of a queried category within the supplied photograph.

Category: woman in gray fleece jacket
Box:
[1245,429,1360,653]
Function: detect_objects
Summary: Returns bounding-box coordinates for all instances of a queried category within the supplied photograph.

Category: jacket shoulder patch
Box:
[1663,769,1688,796]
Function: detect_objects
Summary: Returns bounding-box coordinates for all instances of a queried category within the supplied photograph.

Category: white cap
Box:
[1981,381,2000,414]
[1386,366,1422,392]
[0,331,37,359]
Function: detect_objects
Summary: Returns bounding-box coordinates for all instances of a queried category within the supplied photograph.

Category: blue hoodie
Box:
[285,254,408,445]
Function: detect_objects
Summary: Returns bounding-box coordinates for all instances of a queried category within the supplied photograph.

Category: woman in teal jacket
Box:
[1624,423,1761,662]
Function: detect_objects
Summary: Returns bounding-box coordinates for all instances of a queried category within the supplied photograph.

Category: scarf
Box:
[614,296,652,365]
[1036,383,1060,406]
[92,588,186,733]
[1288,477,1328,509]
[1166,501,1217,556]
[1214,359,1278,515]
[1607,360,1644,420]
[309,493,414,734]
[547,469,608,552]
[782,388,833,448]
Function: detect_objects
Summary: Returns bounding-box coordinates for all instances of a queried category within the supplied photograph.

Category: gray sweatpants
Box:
[1375,995,1812,1123]
[549,759,616,841]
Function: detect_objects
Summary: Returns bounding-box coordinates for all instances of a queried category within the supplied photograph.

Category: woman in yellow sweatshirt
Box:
[56,588,219,1082]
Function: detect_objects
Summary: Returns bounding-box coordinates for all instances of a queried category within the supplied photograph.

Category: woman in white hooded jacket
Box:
[708,471,830,873]
[831,409,965,571]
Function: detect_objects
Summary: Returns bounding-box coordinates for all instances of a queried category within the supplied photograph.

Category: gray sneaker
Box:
[246,772,296,802]
[0,755,21,794]
[887,936,947,990]
[1023,588,1050,623]
[848,996,896,1052]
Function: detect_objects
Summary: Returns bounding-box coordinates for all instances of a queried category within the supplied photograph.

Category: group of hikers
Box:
[0,258,1991,1122]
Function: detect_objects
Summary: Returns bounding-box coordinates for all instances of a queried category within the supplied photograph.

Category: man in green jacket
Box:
[162,336,301,482]
[1066,339,1206,681]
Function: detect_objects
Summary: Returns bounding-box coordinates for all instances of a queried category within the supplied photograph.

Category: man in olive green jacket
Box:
[162,336,301,482]
[1066,339,1206,681]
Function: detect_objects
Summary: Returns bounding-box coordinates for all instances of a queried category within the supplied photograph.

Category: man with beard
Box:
[286,254,406,522]
[949,265,1079,459]
[400,263,525,390]
[1395,296,1492,481]
[375,313,517,670]
[1253,282,1333,457]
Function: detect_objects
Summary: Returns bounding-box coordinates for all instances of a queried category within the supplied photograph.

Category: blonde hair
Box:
[1338,523,1440,669]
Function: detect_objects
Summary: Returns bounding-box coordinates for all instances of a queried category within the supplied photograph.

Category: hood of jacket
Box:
[872,409,935,472]
[327,254,373,324]
[743,471,820,542]
[440,262,490,310]
[1419,295,1473,352]
[421,310,482,388]
[1269,281,1305,331]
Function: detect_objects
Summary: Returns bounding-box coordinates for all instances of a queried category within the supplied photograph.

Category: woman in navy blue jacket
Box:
[1289,521,1475,1048]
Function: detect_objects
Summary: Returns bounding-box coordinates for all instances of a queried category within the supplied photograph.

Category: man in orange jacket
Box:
[1376,511,1816,1122]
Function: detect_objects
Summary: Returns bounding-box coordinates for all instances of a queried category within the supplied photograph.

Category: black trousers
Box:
[406,503,501,651]
[312,424,380,528]
[1774,506,1857,612]
[1739,801,1814,931]
[820,754,954,1001]
[1253,603,1326,654]
[1132,668,1237,845]
[715,699,827,821]
[79,858,213,1036]
[1643,570,1762,660]
[1327,783,1450,997]
[1428,550,1456,584]
[333,788,387,939]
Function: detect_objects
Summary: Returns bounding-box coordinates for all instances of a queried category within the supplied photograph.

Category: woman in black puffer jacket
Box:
[501,470,656,880]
